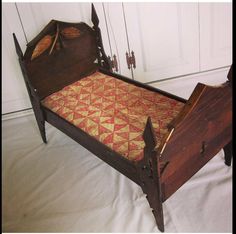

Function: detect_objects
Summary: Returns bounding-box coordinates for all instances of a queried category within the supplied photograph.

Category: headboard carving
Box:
[22,20,99,99]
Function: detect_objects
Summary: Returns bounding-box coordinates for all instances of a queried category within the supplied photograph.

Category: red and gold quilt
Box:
[42,72,184,161]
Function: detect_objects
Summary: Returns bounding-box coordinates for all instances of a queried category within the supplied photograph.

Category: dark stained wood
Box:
[224,141,232,166]
[159,81,232,201]
[27,57,97,100]
[91,3,99,27]
[13,33,23,59]
[24,21,98,99]
[137,117,164,232]
[227,65,232,84]
[92,4,111,70]
[13,33,47,143]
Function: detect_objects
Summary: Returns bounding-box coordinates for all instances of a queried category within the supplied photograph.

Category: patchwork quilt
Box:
[42,72,184,161]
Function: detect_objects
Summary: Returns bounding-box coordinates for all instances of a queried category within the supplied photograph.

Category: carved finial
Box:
[143,117,157,149]
[13,33,23,59]
[91,3,99,27]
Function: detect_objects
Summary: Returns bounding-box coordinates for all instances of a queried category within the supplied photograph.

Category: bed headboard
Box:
[13,4,111,100]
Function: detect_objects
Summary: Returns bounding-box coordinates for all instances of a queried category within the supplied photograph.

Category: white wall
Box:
[2,3,29,114]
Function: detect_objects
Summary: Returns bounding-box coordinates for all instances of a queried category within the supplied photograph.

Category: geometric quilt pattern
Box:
[41,72,184,161]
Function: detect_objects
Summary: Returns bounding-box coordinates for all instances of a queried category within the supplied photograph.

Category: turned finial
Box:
[143,117,157,150]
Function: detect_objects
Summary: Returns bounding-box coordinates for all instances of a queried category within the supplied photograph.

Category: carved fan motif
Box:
[61,27,80,39]
[31,35,52,60]
[31,26,81,60]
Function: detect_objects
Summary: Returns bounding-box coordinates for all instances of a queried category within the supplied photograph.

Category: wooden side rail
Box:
[158,72,232,201]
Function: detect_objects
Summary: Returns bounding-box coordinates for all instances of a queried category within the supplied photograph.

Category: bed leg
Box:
[224,141,232,166]
[138,117,164,232]
[37,118,47,144]
[31,98,47,144]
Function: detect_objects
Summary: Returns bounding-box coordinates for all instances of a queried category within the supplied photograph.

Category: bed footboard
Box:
[159,67,232,201]
[138,67,232,231]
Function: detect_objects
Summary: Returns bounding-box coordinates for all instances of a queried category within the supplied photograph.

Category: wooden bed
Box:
[13,4,232,232]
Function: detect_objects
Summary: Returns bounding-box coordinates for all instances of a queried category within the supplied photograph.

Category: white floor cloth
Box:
[2,114,232,232]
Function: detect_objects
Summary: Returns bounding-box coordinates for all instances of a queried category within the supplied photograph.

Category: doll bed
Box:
[13,4,232,232]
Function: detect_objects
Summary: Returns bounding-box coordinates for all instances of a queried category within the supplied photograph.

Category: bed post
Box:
[13,33,47,143]
[137,117,164,232]
[91,4,111,71]
[224,141,232,166]
[223,65,232,166]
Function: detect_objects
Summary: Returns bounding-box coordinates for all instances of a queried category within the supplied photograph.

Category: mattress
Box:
[42,72,184,161]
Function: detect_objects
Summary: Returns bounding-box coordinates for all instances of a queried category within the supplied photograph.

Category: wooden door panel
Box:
[199,3,232,71]
[102,3,132,77]
[16,2,91,42]
[123,3,200,83]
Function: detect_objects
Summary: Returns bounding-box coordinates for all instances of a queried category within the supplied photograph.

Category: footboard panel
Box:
[159,81,232,201]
